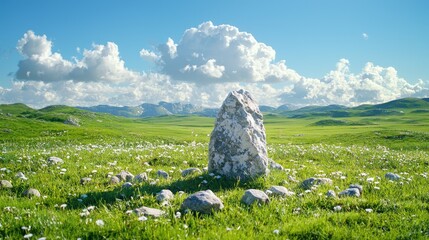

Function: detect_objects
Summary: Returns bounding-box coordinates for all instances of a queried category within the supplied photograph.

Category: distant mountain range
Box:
[76,97,429,118]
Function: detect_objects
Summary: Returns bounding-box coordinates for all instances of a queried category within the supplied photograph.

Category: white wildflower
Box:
[334,205,342,211]
[273,229,280,235]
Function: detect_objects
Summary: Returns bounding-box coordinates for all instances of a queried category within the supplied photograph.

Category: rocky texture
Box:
[23,188,41,198]
[0,180,13,188]
[181,168,202,177]
[241,189,270,206]
[15,172,28,180]
[64,116,80,126]
[134,173,149,182]
[339,188,361,197]
[385,172,401,181]
[133,206,165,218]
[208,89,269,180]
[181,190,224,214]
[349,184,363,195]
[157,170,169,179]
[267,186,295,197]
[326,190,337,198]
[109,176,120,185]
[80,177,92,185]
[47,156,64,165]
[156,189,174,202]
[301,177,333,189]
[116,171,134,182]
[268,159,284,171]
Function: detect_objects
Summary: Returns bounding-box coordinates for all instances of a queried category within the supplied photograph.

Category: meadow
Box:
[0,103,428,239]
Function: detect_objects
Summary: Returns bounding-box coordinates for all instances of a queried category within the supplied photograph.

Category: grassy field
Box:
[0,103,429,239]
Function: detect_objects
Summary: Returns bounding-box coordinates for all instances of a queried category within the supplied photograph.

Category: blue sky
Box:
[0,0,428,108]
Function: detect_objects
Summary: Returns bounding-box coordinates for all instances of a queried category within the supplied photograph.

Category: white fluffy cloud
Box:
[1,25,428,109]
[15,31,137,83]
[141,21,301,84]
[279,59,427,106]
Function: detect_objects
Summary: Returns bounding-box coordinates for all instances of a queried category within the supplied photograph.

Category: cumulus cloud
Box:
[280,59,427,106]
[362,33,369,40]
[1,26,428,109]
[15,31,137,83]
[140,21,301,84]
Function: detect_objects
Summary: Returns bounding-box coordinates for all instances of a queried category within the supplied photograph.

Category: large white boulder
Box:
[208,89,269,180]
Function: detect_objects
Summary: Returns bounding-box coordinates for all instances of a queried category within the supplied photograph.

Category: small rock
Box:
[241,189,269,206]
[267,186,295,197]
[134,173,148,182]
[301,177,333,189]
[157,170,169,179]
[47,156,64,165]
[0,180,13,188]
[181,190,224,214]
[122,182,133,188]
[156,189,174,202]
[15,172,28,180]
[333,205,342,211]
[268,159,284,171]
[80,177,92,185]
[339,188,360,197]
[116,171,134,182]
[349,184,363,195]
[23,188,41,198]
[326,190,336,198]
[109,176,120,185]
[181,168,202,177]
[133,206,165,218]
[385,172,401,181]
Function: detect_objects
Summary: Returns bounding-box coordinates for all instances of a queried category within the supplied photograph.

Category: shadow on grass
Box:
[66,173,267,210]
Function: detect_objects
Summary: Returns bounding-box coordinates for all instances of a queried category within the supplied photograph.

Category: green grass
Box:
[0,104,429,239]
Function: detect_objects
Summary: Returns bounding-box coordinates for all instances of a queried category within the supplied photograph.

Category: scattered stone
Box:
[301,177,333,189]
[268,159,284,171]
[80,177,92,185]
[349,184,363,195]
[208,89,269,180]
[15,172,28,180]
[134,173,148,182]
[157,170,169,179]
[339,188,360,197]
[156,189,174,202]
[109,176,120,185]
[64,116,80,126]
[23,188,41,198]
[122,182,133,188]
[0,180,13,188]
[241,189,270,206]
[181,168,202,177]
[116,171,134,182]
[267,186,295,197]
[333,205,342,211]
[133,206,165,218]
[385,172,401,181]
[326,190,337,198]
[181,190,224,214]
[47,156,64,165]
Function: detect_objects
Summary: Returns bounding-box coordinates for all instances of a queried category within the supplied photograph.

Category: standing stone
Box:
[208,89,269,180]
[180,190,224,214]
